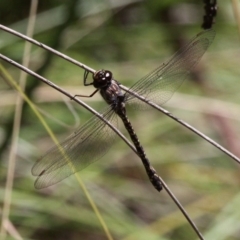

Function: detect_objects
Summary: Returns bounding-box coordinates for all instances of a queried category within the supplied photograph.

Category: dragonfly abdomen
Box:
[116,104,162,191]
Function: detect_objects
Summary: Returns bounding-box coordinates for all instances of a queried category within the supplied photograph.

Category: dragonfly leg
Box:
[83,70,93,86]
[71,70,99,99]
[72,89,99,99]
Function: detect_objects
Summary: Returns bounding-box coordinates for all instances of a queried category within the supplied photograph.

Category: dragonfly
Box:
[32,29,215,190]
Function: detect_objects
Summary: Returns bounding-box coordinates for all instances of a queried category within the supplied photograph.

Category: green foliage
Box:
[0,1,240,240]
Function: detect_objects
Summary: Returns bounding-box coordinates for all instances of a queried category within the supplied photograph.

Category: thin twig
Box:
[0,24,238,164]
[0,25,95,74]
[158,177,205,240]
[0,54,204,240]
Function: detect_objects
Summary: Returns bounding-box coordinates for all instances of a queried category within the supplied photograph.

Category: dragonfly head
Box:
[93,70,112,89]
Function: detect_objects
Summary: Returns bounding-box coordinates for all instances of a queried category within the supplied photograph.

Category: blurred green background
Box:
[1,0,240,239]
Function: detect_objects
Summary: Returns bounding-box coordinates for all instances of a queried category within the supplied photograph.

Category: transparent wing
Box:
[32,107,118,189]
[125,29,215,107]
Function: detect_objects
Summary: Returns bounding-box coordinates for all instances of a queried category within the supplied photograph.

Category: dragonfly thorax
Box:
[100,79,124,106]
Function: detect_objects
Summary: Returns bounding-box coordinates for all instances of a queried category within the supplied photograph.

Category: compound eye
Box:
[97,71,104,78]
[104,71,112,81]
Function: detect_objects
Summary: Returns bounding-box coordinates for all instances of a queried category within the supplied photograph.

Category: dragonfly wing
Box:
[32,107,118,189]
[125,29,215,108]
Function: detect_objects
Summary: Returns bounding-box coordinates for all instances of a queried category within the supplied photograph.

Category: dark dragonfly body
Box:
[94,70,162,191]
[202,0,217,29]
[32,29,215,190]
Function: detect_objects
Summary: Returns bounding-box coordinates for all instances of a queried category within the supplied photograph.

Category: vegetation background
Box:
[0,0,240,239]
